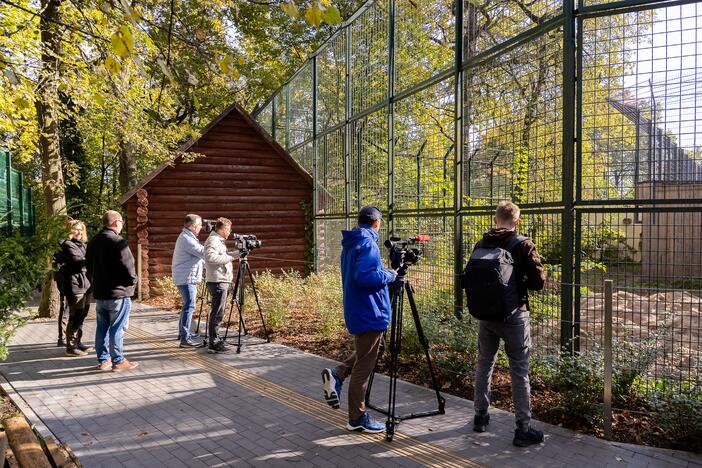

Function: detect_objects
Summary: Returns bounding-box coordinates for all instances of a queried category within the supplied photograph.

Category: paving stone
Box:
[2,304,701,468]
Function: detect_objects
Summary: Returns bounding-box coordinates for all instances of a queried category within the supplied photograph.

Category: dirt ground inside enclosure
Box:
[144,289,696,452]
[579,289,702,374]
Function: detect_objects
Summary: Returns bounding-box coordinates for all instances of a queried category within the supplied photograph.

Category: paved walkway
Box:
[1,303,700,468]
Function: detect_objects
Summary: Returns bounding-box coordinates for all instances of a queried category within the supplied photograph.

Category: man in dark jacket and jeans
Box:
[321,206,396,433]
[471,201,547,447]
[86,210,139,372]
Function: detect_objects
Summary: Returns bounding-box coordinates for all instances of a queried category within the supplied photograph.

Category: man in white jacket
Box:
[204,217,237,353]
[172,214,204,348]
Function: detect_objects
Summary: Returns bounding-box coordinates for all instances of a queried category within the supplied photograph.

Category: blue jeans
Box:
[177,284,198,342]
[95,298,131,365]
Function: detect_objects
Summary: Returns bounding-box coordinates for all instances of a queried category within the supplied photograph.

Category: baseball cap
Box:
[359,205,382,221]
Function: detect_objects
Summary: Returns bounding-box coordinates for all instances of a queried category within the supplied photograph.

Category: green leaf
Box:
[193,95,200,111]
[219,55,233,75]
[105,56,121,74]
[281,1,299,18]
[321,5,341,25]
[110,26,134,59]
[94,93,105,106]
[304,5,323,27]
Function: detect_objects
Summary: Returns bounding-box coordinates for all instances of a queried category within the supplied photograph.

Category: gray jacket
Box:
[204,231,235,283]
[171,228,204,286]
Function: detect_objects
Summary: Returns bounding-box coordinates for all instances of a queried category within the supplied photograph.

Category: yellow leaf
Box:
[94,94,105,106]
[231,68,240,80]
[219,55,233,75]
[105,56,121,74]
[304,5,323,27]
[14,97,30,110]
[110,25,134,59]
[281,1,299,18]
[319,0,331,6]
[237,56,245,66]
[193,95,200,111]
[321,5,341,25]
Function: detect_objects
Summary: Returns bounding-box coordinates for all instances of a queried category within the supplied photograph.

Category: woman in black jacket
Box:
[57,220,93,356]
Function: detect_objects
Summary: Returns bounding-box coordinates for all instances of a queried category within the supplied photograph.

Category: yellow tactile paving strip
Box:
[127,324,483,468]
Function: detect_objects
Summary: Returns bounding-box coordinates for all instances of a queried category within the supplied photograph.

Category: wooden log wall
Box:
[124,109,312,283]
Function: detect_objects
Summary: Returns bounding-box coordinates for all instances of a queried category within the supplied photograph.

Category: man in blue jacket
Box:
[321,206,396,433]
[172,214,205,348]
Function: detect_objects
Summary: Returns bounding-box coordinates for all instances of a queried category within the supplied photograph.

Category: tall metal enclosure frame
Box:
[255,0,702,397]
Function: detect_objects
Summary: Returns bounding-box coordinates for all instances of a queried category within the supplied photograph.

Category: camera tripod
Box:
[194,279,209,341]
[221,249,270,353]
[365,268,445,442]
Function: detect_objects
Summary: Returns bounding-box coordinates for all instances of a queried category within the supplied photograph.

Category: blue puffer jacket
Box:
[341,225,396,335]
[171,228,204,286]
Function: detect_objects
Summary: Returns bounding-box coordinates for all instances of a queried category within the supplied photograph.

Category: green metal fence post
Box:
[312,55,319,272]
[17,174,24,236]
[344,26,352,230]
[561,0,577,354]
[285,85,291,150]
[387,0,395,236]
[271,92,277,142]
[5,151,12,235]
[453,0,464,318]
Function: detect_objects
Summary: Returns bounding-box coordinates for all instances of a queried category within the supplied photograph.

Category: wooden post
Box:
[2,417,51,468]
[137,243,143,302]
[603,279,613,440]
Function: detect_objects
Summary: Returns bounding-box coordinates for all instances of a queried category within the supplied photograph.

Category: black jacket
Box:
[476,228,547,311]
[56,239,91,301]
[86,228,137,300]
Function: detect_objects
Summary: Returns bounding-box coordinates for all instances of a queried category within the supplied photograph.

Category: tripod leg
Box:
[385,282,404,442]
[237,262,247,353]
[222,264,242,343]
[195,282,208,337]
[405,284,445,414]
[246,264,270,343]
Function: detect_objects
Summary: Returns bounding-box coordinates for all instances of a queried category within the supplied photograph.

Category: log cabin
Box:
[118,103,313,297]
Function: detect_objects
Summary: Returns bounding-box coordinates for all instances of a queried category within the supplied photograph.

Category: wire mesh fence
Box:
[253,0,702,399]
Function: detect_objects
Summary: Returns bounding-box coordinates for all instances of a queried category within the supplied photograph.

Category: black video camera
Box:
[234,234,262,252]
[384,235,430,270]
[202,218,216,234]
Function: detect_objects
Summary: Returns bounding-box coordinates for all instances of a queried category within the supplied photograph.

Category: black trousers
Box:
[65,293,91,350]
[207,282,229,346]
[57,288,69,343]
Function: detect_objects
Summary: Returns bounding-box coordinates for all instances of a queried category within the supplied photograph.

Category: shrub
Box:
[150,276,181,309]
[304,268,344,338]
[532,351,604,429]
[654,396,702,452]
[0,217,68,359]
[254,269,304,333]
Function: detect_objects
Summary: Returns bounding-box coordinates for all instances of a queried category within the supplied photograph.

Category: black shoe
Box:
[207,341,228,354]
[76,343,93,352]
[513,426,544,447]
[57,339,65,348]
[180,339,203,348]
[65,348,87,357]
[473,412,490,432]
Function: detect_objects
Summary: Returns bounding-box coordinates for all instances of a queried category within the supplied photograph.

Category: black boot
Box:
[513,426,544,447]
[473,412,490,432]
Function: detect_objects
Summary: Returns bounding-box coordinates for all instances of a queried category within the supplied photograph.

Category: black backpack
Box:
[462,235,527,322]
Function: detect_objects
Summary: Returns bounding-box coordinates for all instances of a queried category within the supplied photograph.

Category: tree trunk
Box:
[36,0,66,319]
[118,135,137,194]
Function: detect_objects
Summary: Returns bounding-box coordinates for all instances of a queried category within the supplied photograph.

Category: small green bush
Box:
[654,396,702,452]
[254,269,305,333]
[0,216,68,359]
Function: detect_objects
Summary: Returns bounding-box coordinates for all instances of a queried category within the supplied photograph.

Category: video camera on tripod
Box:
[366,233,445,442]
[202,218,216,234]
[384,235,430,271]
[233,234,262,252]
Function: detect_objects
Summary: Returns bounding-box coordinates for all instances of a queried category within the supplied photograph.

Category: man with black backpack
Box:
[463,201,546,447]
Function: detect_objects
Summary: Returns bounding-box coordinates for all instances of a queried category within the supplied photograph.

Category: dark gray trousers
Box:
[207,282,229,345]
[474,310,532,430]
